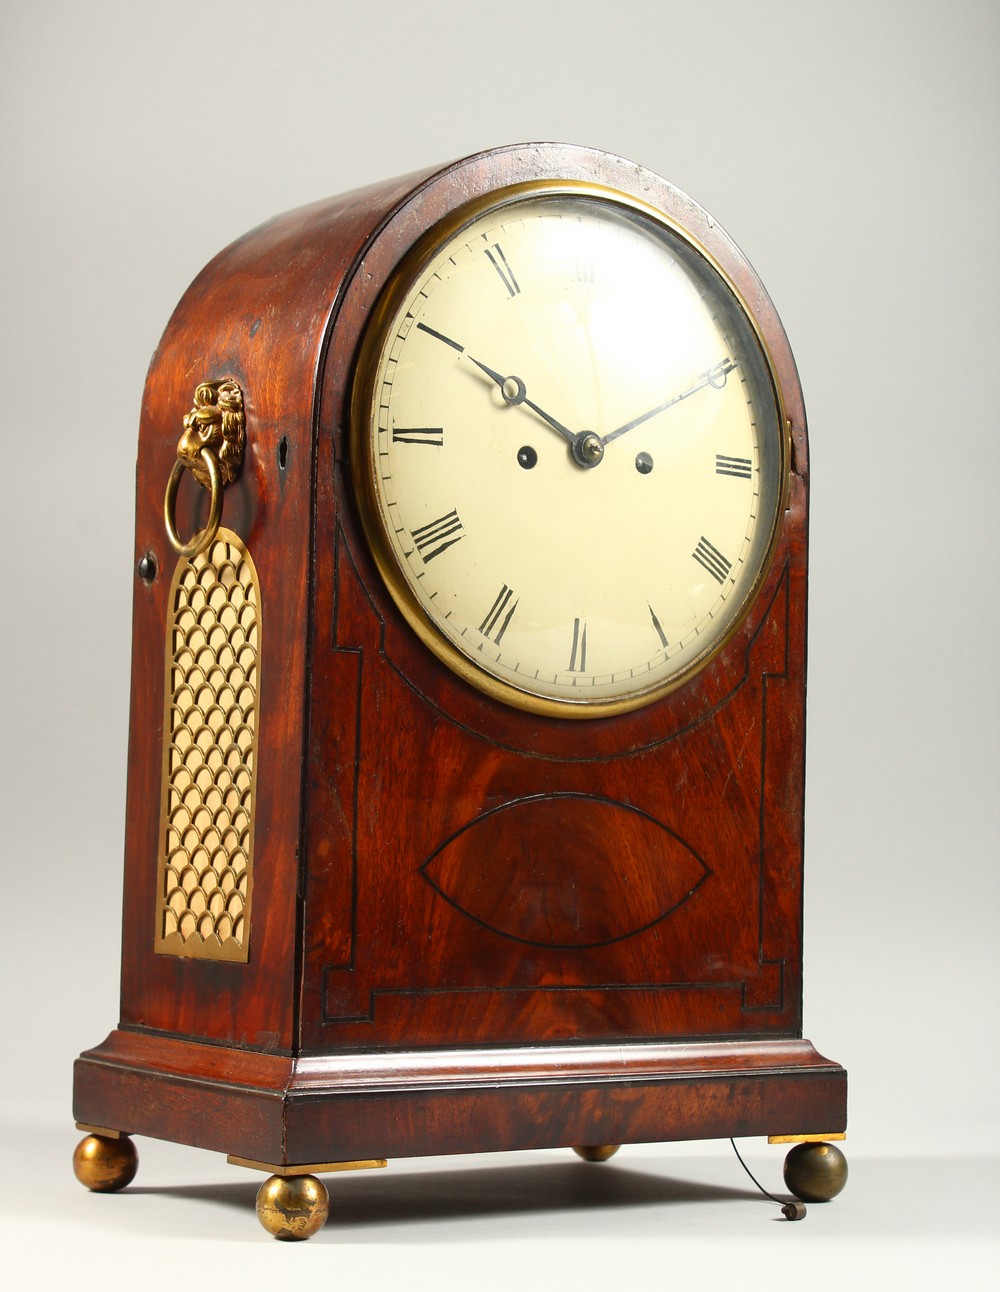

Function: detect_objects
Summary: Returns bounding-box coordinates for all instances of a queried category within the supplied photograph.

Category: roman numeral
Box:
[692,536,733,585]
[716,453,752,479]
[575,257,595,284]
[411,509,465,562]
[479,584,518,644]
[393,426,444,446]
[648,604,669,649]
[485,243,520,297]
[568,618,588,672]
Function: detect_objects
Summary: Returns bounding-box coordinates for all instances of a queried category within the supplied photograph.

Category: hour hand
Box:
[470,358,579,447]
[417,322,576,447]
[467,356,526,407]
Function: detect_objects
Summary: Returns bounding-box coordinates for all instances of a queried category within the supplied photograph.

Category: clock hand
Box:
[602,358,738,446]
[416,322,577,448]
[467,358,581,447]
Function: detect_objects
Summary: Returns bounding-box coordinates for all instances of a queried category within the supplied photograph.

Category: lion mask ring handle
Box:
[164,379,246,559]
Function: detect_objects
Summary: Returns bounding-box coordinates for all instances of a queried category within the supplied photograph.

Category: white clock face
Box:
[354,186,787,716]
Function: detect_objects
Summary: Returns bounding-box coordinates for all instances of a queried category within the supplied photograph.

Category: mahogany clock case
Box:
[73,143,847,1172]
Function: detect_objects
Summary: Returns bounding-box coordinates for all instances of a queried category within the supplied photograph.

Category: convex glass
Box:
[354,186,787,714]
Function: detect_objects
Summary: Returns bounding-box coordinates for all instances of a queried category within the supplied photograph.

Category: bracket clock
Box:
[72,143,848,1238]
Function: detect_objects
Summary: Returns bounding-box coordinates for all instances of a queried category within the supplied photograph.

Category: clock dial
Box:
[353,185,788,715]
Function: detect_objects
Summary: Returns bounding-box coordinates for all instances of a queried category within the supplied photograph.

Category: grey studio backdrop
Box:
[1,0,997,1285]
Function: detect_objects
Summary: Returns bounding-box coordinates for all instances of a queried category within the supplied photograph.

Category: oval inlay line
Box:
[421,793,709,948]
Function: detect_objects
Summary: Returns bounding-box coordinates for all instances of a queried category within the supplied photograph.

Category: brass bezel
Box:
[349,179,792,719]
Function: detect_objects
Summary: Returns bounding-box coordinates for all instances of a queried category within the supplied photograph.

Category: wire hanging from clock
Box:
[730,1140,807,1221]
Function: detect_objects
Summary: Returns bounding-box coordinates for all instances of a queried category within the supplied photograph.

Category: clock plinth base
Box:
[74,1028,845,1171]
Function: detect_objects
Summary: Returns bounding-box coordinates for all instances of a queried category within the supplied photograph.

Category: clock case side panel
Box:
[302,143,817,1054]
[77,165,441,1094]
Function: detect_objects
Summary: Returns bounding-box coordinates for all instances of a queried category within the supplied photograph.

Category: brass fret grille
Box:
[154,529,260,962]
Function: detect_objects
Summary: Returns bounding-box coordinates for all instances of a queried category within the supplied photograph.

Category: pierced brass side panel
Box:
[154,528,260,962]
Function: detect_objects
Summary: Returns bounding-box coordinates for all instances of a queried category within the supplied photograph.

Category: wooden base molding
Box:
[75,1029,846,1168]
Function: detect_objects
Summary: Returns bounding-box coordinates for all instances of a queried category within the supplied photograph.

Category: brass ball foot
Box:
[573,1144,621,1163]
[256,1174,329,1240]
[783,1141,848,1202]
[73,1133,138,1192]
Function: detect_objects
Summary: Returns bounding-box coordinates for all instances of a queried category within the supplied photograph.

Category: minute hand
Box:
[602,359,738,446]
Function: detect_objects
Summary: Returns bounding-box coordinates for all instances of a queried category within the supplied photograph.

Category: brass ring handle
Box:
[164,446,224,559]
[163,378,246,560]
